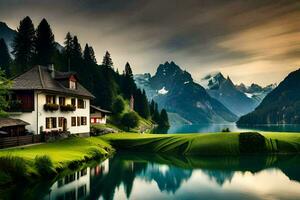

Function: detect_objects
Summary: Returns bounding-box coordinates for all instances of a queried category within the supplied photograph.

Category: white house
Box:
[7,65,94,136]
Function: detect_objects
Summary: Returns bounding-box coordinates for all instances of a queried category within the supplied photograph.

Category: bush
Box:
[60,104,76,112]
[222,128,231,132]
[34,155,56,177]
[121,112,139,131]
[43,103,59,111]
[0,156,28,183]
[239,132,267,154]
[112,96,125,114]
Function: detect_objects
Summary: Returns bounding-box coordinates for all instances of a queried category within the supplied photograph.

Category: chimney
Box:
[48,64,55,78]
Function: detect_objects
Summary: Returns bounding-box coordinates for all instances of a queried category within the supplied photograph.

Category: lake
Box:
[4,153,300,200]
[158,124,300,134]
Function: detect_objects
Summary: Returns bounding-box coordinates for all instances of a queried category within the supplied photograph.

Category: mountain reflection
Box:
[38,153,300,200]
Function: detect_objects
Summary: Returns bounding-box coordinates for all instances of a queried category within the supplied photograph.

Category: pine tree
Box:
[124,62,133,78]
[34,18,55,65]
[98,51,118,109]
[83,44,96,65]
[102,51,113,68]
[134,89,150,119]
[141,90,150,119]
[159,109,170,127]
[150,100,155,116]
[89,46,97,64]
[12,16,35,73]
[71,36,82,59]
[64,32,73,71]
[152,102,160,123]
[0,39,11,77]
[121,62,137,99]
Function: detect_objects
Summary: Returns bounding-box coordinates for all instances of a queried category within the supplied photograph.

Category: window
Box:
[46,118,51,129]
[81,117,87,125]
[58,117,64,127]
[59,97,66,106]
[69,80,77,89]
[71,98,76,106]
[51,117,57,128]
[77,99,85,109]
[46,95,56,104]
[77,117,81,126]
[71,117,76,126]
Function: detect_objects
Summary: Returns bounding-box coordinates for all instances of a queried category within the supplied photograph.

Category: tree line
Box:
[0,16,169,129]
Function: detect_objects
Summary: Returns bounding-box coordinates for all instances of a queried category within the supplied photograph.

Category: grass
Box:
[0,136,113,168]
[0,136,114,185]
[100,132,300,155]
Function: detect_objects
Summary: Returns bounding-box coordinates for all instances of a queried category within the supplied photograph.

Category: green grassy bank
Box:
[101,132,300,155]
[0,136,114,185]
[1,131,300,185]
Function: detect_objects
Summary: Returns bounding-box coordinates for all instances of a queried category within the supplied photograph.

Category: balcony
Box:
[6,100,34,113]
[44,103,59,112]
[60,104,76,112]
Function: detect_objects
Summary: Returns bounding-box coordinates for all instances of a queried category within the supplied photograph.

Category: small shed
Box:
[90,105,111,124]
[0,118,30,137]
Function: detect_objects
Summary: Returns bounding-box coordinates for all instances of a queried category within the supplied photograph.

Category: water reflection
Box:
[153,124,300,134]
[38,154,300,200]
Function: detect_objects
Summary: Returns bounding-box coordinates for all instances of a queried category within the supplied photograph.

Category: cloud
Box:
[0,0,299,85]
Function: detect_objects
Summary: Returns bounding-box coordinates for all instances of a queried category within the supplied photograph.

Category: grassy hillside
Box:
[0,137,113,167]
[101,132,300,155]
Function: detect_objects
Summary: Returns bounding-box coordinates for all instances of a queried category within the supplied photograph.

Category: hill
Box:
[237,68,300,124]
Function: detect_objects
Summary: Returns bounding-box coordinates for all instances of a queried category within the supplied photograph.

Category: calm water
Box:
[3,153,300,200]
[162,124,300,134]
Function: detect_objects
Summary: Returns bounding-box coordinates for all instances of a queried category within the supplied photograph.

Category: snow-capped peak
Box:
[199,71,225,89]
[158,87,169,95]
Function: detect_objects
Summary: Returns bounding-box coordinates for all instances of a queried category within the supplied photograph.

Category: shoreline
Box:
[1,131,300,186]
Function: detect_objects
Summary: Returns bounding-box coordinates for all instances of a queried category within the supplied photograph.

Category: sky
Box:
[0,0,299,86]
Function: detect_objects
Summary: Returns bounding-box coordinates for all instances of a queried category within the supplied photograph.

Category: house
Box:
[0,118,29,137]
[90,105,111,124]
[7,65,95,136]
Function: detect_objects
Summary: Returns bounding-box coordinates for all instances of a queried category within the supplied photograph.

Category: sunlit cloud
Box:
[0,0,299,86]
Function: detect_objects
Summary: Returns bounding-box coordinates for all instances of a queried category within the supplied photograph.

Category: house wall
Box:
[10,92,38,134]
[91,116,107,124]
[10,91,90,135]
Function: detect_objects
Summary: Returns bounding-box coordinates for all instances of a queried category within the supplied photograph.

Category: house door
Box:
[63,118,67,132]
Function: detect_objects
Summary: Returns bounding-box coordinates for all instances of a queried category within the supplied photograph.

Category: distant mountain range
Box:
[237,68,300,125]
[135,62,238,124]
[199,72,275,116]
[236,83,276,106]
[135,62,277,125]
[200,72,257,116]
[0,21,63,53]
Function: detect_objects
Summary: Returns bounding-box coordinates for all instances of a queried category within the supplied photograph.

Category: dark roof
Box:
[90,105,111,114]
[54,71,77,80]
[11,66,95,99]
[0,118,30,128]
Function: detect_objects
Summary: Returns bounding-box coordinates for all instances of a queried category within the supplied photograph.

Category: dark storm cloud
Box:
[0,0,299,85]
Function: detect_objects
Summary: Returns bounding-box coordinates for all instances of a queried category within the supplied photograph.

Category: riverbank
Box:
[1,131,300,186]
[101,132,300,155]
[0,136,114,185]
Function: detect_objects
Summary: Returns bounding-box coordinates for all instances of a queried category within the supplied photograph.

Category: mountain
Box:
[0,22,17,52]
[134,61,238,124]
[237,68,300,125]
[0,21,63,53]
[200,72,257,116]
[236,83,275,106]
